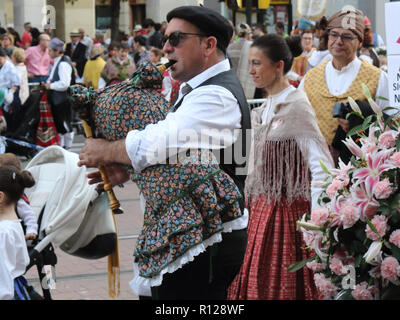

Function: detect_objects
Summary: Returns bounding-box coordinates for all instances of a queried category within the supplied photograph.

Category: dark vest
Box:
[48,55,75,106]
[174,69,251,211]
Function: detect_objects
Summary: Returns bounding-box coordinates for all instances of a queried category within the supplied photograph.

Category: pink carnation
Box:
[390,152,400,167]
[365,215,388,241]
[329,256,347,275]
[311,207,330,226]
[326,179,344,199]
[374,178,394,199]
[314,273,338,298]
[378,130,399,149]
[389,230,400,248]
[351,282,374,300]
[340,203,360,228]
[306,261,326,272]
[381,257,400,283]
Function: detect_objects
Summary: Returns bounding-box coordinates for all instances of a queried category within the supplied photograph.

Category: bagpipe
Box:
[67,61,244,289]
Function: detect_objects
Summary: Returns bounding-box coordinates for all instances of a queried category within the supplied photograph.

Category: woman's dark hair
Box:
[134,35,147,47]
[31,28,41,46]
[317,16,329,51]
[6,27,21,46]
[252,34,302,74]
[118,42,130,51]
[0,166,35,205]
[0,47,7,57]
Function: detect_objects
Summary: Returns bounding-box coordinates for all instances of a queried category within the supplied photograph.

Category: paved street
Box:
[24,133,143,300]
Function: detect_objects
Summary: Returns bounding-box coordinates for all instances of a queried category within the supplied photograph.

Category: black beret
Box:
[167,6,233,54]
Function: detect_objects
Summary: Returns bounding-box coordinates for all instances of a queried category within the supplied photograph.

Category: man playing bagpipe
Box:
[77,6,251,300]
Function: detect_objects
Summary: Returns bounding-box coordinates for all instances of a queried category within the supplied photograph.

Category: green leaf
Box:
[287,257,315,273]
[365,216,381,240]
[347,124,364,137]
[391,243,400,261]
[319,159,331,175]
[377,96,390,101]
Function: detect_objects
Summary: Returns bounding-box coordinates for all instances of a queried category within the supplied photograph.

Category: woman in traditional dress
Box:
[228,34,334,300]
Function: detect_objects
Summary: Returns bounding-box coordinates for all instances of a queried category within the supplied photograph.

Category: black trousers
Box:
[49,100,72,135]
[151,228,247,300]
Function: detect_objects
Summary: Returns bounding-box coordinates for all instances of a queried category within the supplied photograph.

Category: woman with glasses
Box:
[288,30,315,87]
[227,34,333,300]
[299,8,390,165]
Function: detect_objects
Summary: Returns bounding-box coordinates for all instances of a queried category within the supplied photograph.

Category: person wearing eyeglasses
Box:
[288,30,315,87]
[78,5,251,300]
[299,7,390,165]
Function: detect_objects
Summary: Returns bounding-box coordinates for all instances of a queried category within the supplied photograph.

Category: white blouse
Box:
[0,220,30,300]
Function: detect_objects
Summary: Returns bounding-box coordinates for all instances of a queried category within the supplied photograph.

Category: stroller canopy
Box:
[24,146,99,248]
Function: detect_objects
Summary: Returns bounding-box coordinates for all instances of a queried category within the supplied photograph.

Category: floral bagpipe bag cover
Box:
[68,62,245,289]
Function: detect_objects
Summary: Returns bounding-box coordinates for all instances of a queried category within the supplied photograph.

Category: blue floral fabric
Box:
[68,63,243,279]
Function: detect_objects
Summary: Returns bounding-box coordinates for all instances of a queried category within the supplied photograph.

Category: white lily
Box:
[348,96,362,114]
[363,241,382,264]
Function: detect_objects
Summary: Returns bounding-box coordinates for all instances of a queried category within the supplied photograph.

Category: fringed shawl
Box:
[245,89,332,205]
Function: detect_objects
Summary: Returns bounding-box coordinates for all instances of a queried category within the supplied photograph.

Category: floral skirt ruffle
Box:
[130,150,244,281]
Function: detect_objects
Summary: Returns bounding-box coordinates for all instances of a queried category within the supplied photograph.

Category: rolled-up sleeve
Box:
[125,85,241,172]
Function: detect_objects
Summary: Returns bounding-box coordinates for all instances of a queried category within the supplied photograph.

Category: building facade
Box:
[2,0,390,45]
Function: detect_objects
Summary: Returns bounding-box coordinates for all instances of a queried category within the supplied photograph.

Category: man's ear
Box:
[203,36,218,57]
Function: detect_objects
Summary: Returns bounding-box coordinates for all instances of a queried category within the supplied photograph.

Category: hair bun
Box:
[285,35,303,58]
[20,170,35,188]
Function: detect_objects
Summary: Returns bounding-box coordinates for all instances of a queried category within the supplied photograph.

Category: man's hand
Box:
[43,82,51,90]
[87,164,130,189]
[78,138,112,168]
[338,118,349,132]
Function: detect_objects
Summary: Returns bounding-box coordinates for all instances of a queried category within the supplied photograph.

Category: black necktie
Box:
[174,84,193,111]
[181,84,192,96]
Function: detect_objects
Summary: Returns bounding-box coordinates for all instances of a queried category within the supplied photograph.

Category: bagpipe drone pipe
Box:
[67,61,244,281]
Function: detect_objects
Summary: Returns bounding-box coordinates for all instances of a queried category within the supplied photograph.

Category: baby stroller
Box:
[24,145,118,299]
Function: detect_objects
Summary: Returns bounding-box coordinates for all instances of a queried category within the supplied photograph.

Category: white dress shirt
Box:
[0,220,30,300]
[260,85,332,211]
[299,57,391,113]
[47,56,72,92]
[125,59,241,172]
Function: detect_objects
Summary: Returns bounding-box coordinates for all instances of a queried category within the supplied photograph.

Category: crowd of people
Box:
[0,4,395,301]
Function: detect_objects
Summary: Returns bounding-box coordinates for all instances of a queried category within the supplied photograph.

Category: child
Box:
[0,153,37,240]
[0,166,35,299]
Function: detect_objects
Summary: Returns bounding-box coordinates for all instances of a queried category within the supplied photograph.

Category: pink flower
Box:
[326,179,344,199]
[311,207,330,226]
[378,130,399,149]
[350,177,380,220]
[351,282,374,300]
[340,202,360,229]
[374,178,394,199]
[306,261,326,272]
[389,152,400,167]
[381,257,400,283]
[365,215,389,241]
[314,273,339,298]
[389,230,400,248]
[329,256,347,275]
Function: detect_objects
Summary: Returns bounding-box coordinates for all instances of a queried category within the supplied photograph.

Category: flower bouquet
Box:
[289,86,400,300]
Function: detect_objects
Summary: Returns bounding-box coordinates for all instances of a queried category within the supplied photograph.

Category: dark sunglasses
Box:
[161,31,206,47]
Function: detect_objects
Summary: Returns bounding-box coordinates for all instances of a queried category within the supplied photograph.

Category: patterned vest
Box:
[304,59,381,144]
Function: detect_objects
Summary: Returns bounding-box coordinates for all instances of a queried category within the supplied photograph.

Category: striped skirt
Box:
[227,195,319,300]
